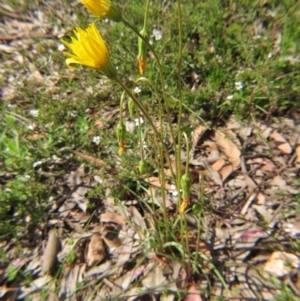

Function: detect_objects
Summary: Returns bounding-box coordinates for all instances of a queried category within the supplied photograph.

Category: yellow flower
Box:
[60,23,117,79]
[81,0,122,22]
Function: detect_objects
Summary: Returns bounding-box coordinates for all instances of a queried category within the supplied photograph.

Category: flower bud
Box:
[138,159,147,174]
[128,99,136,117]
[180,173,191,199]
[116,122,126,142]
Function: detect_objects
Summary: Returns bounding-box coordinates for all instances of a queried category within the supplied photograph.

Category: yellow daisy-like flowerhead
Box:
[60,23,117,79]
[81,0,122,22]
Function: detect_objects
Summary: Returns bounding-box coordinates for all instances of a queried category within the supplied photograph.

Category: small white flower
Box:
[27,124,35,130]
[172,190,179,197]
[25,215,32,223]
[215,55,222,62]
[168,184,181,197]
[226,95,233,100]
[235,81,243,91]
[33,161,42,168]
[57,43,65,51]
[92,136,101,145]
[134,117,144,126]
[29,109,39,117]
[125,121,136,133]
[134,86,141,94]
[267,52,273,59]
[70,111,77,117]
[153,28,162,41]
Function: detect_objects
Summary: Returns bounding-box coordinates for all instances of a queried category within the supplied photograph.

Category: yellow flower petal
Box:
[81,0,122,22]
[60,23,117,79]
[81,0,110,17]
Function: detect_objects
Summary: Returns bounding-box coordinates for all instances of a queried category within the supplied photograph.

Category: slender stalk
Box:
[180,133,191,252]
[121,18,175,152]
[116,78,172,234]
[143,0,150,29]
[177,0,192,276]
[176,0,184,193]
[116,78,175,177]
[183,133,190,176]
[116,78,159,139]
[135,77,163,156]
[119,91,126,123]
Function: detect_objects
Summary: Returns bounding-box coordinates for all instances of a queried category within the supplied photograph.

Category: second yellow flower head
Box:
[61,23,117,79]
[81,0,122,22]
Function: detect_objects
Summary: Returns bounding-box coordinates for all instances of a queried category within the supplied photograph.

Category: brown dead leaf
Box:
[199,161,222,186]
[211,158,225,171]
[191,125,208,151]
[42,229,60,275]
[26,70,44,85]
[246,157,276,172]
[264,251,300,277]
[244,174,257,192]
[94,119,104,129]
[26,132,45,140]
[85,234,106,267]
[257,123,272,138]
[71,150,107,168]
[270,131,292,154]
[19,275,52,299]
[147,176,174,190]
[215,130,241,169]
[0,44,15,53]
[219,164,234,181]
[100,212,127,225]
[257,192,266,205]
[185,284,202,301]
[115,234,133,267]
[142,262,167,288]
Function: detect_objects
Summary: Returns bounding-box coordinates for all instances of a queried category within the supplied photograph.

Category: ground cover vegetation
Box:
[1,0,300,300]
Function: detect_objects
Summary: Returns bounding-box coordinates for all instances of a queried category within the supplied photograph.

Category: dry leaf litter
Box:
[1,3,300,301]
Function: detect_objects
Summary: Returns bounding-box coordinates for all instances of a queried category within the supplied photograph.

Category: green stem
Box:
[176,0,184,193]
[183,132,190,175]
[117,78,159,139]
[135,77,163,159]
[177,0,192,277]
[121,18,175,154]
[116,78,170,235]
[119,91,126,123]
[143,0,150,28]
